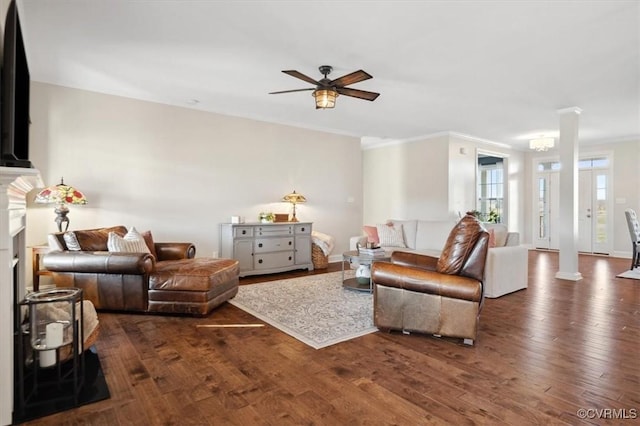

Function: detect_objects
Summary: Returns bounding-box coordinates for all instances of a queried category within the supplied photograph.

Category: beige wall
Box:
[26,82,363,267]
[362,133,525,235]
[24,84,639,267]
[362,135,450,224]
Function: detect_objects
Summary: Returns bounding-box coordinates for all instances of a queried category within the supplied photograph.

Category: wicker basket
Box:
[312,243,329,269]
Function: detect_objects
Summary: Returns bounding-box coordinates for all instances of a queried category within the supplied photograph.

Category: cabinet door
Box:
[234,239,253,272]
[295,235,312,265]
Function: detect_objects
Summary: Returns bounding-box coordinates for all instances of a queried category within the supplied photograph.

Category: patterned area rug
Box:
[616,268,640,280]
[229,271,377,349]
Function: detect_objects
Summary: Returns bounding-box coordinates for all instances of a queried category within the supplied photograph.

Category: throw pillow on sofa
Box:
[63,232,82,251]
[376,223,406,248]
[108,227,151,253]
[141,230,158,258]
[487,228,496,248]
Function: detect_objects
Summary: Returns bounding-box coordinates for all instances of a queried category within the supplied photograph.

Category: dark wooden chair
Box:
[625,208,640,270]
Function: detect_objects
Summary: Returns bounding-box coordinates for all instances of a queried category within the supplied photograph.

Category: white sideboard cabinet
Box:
[219,222,313,277]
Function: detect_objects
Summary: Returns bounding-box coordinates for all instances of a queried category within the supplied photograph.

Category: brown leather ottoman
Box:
[147,258,239,316]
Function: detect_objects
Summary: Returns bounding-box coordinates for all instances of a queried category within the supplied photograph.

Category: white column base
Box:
[555,271,583,281]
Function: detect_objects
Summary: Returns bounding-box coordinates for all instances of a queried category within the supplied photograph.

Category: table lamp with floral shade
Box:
[282,190,306,222]
[35,178,87,232]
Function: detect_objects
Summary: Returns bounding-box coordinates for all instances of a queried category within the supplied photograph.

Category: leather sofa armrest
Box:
[371,262,482,302]
[43,251,155,274]
[155,243,196,260]
[390,251,438,271]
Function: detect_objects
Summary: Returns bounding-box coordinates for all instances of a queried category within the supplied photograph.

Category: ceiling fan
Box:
[269,65,380,109]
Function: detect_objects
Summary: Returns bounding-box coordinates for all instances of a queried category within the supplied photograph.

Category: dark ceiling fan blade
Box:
[282,70,320,86]
[269,88,315,95]
[336,87,380,101]
[330,70,372,87]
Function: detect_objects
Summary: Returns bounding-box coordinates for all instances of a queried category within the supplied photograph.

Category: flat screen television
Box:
[0,0,31,168]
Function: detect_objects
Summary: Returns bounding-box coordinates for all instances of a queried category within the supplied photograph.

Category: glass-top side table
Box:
[342,250,391,293]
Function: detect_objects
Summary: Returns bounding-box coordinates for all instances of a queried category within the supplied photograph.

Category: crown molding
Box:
[361,131,511,150]
[557,106,583,115]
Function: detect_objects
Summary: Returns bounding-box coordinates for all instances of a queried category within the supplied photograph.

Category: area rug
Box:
[229,271,377,349]
[616,268,640,280]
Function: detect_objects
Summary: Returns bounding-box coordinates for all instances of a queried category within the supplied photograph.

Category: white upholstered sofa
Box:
[350,219,528,298]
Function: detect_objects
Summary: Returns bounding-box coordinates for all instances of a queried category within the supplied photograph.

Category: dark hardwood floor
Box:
[21,251,639,425]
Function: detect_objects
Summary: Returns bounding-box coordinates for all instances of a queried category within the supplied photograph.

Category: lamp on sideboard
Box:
[282,190,306,222]
[35,177,87,232]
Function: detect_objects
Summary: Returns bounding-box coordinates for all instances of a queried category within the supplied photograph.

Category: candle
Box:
[39,322,63,368]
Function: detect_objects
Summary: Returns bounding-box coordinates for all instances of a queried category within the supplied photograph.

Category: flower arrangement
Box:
[259,212,275,223]
[467,209,500,223]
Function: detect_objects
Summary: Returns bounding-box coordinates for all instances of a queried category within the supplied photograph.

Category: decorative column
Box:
[555,107,583,281]
[0,167,41,426]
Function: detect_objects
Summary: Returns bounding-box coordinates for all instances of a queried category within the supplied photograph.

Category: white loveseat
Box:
[350,219,528,298]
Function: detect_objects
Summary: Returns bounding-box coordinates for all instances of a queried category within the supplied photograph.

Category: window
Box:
[477,157,503,223]
[537,177,547,238]
[537,161,561,172]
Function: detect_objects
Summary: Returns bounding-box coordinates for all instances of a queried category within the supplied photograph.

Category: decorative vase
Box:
[355,264,371,285]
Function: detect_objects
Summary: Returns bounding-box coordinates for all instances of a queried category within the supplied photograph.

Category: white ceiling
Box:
[16,0,640,150]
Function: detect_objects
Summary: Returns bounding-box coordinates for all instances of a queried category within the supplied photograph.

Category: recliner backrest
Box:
[436,214,488,280]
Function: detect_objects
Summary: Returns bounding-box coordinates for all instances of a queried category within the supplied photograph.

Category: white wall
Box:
[362,135,450,224]
[26,82,363,275]
[362,133,525,235]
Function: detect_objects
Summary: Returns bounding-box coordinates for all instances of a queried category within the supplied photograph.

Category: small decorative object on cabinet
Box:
[274,213,289,223]
[258,212,275,223]
[219,222,313,277]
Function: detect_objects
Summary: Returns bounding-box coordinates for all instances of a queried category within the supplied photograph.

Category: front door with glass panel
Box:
[533,156,611,254]
[578,160,611,254]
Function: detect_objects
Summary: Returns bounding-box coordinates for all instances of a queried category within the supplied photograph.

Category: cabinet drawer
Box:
[254,251,295,270]
[294,224,311,234]
[256,225,293,236]
[233,227,254,238]
[254,237,293,253]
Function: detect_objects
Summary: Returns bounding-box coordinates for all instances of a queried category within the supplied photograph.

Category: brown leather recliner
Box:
[370,214,489,345]
[42,226,239,316]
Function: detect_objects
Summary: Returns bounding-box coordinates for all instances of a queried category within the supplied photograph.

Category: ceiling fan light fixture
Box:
[313,88,338,109]
[529,137,555,151]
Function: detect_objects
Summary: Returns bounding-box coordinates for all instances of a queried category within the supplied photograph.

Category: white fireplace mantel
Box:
[0,166,42,426]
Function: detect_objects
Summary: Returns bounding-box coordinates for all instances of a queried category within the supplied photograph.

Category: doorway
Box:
[577,160,612,254]
[533,155,612,254]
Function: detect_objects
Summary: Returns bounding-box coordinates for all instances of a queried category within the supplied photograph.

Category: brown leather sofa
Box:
[43,226,239,316]
[371,214,489,345]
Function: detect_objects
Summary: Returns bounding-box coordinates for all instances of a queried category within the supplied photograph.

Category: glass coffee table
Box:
[342,250,391,293]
